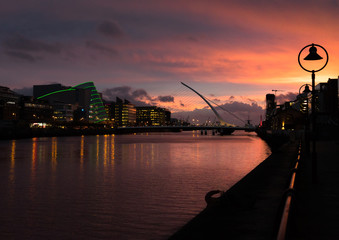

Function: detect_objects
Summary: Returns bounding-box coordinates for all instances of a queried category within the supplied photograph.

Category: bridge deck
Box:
[116,126,256,131]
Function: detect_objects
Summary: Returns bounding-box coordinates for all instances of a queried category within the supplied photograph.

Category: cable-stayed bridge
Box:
[117,82,256,135]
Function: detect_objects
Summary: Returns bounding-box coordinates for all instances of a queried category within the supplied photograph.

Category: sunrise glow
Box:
[1,0,338,124]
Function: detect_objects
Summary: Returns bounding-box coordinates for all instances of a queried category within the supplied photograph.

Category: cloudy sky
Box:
[1,0,338,124]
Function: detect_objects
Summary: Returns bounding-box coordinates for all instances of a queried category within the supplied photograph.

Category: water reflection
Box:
[8,140,16,200]
[80,135,84,167]
[193,143,200,166]
[103,135,108,166]
[96,135,100,166]
[192,130,198,138]
[30,138,38,201]
[31,138,37,179]
[9,140,16,184]
[0,132,271,240]
[150,143,155,167]
[51,137,58,171]
[84,135,118,168]
[110,134,115,164]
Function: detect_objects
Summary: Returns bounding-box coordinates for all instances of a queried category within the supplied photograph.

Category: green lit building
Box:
[33,82,107,123]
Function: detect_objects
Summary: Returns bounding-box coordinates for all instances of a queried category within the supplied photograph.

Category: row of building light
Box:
[0,82,171,128]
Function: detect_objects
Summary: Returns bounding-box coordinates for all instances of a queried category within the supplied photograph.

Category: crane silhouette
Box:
[272,89,284,95]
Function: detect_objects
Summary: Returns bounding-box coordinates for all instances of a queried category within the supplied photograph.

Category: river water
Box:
[0,131,270,240]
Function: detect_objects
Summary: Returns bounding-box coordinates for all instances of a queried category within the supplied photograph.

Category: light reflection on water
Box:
[0,132,270,240]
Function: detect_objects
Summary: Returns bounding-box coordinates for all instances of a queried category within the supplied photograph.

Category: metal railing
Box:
[276,142,302,240]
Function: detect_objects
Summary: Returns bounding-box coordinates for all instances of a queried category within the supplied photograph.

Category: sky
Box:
[1,0,339,125]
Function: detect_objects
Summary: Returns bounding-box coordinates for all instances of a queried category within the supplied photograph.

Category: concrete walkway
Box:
[169,142,300,240]
[290,140,339,239]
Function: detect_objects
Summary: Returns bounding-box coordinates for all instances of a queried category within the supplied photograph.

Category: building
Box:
[115,98,136,127]
[315,77,338,115]
[263,77,339,133]
[136,106,171,126]
[265,94,276,122]
[0,86,20,120]
[34,82,107,123]
[104,98,137,127]
[19,96,53,122]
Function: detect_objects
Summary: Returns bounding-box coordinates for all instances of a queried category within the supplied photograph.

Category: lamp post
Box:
[298,84,311,113]
[298,43,329,183]
[299,84,312,154]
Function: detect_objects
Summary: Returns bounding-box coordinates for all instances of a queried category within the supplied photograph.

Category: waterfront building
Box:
[0,86,20,120]
[136,106,171,126]
[52,103,75,122]
[315,77,338,115]
[270,102,305,131]
[73,106,88,122]
[34,82,107,123]
[115,98,136,127]
[314,77,339,137]
[105,97,136,127]
[265,94,276,122]
[103,101,117,126]
[263,77,339,134]
[19,96,53,122]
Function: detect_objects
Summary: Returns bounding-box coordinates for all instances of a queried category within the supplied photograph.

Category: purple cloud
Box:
[157,95,174,102]
[275,92,298,105]
[85,41,118,55]
[4,50,37,62]
[97,20,124,38]
[3,35,60,54]
[103,86,156,106]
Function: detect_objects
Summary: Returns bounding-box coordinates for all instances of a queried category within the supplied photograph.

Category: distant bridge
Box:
[115,125,256,135]
[180,82,254,129]
[114,82,257,135]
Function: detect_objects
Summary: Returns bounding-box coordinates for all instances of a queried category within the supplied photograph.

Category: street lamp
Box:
[298,43,329,183]
[298,84,312,154]
[298,84,311,113]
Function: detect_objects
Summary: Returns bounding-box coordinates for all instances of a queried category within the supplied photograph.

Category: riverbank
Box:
[0,126,180,140]
[169,141,300,239]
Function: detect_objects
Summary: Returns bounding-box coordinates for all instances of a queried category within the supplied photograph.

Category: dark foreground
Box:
[169,139,339,239]
[289,140,339,239]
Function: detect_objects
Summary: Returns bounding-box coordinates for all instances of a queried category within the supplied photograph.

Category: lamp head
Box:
[303,85,311,94]
[304,43,323,60]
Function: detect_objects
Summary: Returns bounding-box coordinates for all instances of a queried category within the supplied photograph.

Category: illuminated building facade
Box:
[34,82,107,123]
[114,98,136,127]
[104,98,137,127]
[136,106,171,126]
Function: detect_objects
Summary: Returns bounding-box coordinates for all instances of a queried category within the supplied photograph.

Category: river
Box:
[0,131,270,239]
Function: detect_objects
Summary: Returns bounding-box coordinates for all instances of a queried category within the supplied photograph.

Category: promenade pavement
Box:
[290,140,339,239]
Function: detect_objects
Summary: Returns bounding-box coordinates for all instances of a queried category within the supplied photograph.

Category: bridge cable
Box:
[204,97,247,125]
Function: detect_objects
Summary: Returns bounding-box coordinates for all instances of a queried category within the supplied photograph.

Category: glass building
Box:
[136,106,171,126]
[106,98,136,127]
